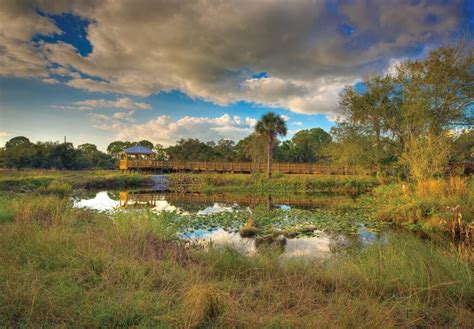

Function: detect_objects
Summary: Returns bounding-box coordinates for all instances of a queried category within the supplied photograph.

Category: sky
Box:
[0,0,472,151]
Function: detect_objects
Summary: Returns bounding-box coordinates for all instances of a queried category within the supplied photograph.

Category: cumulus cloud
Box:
[103,114,257,146]
[0,0,465,115]
[52,97,151,111]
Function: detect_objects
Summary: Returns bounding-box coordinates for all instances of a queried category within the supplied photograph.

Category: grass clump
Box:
[182,284,224,327]
[37,180,73,196]
[372,177,473,231]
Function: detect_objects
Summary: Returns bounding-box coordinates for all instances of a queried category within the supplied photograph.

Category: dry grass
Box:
[373,177,473,230]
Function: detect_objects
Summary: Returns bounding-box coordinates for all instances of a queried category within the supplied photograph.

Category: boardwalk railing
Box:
[119,159,365,175]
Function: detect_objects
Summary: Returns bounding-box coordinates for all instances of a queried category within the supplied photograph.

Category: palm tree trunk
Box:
[267,135,273,178]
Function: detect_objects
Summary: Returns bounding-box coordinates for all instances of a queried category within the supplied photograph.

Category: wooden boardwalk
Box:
[119,159,363,175]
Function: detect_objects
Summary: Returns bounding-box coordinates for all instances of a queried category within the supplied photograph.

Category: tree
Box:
[137,140,154,150]
[153,144,169,161]
[335,41,473,179]
[215,139,236,161]
[291,128,332,162]
[255,112,287,178]
[451,130,474,162]
[166,138,216,161]
[3,136,35,169]
[5,136,32,149]
[235,133,267,162]
[107,141,133,157]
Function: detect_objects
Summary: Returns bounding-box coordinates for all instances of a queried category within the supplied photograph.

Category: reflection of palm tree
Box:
[255,112,287,178]
[267,195,273,210]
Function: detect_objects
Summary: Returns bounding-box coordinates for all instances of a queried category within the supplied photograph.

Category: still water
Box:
[73,190,385,259]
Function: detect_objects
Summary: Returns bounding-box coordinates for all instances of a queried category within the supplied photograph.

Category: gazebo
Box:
[118,146,156,172]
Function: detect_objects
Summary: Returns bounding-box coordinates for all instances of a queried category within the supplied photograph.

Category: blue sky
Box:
[0,0,472,150]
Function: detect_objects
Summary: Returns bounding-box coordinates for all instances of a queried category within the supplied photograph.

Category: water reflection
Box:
[182,228,341,259]
[74,190,353,213]
[197,203,235,215]
[73,191,119,211]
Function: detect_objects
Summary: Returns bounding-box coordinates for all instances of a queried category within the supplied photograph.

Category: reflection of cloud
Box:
[73,191,119,211]
[197,203,234,215]
[152,200,178,213]
[281,233,332,259]
[185,228,337,259]
[188,229,257,255]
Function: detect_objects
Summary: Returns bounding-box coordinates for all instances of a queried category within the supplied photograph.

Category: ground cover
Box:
[0,193,472,328]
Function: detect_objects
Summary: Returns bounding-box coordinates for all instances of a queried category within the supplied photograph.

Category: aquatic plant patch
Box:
[166,207,390,238]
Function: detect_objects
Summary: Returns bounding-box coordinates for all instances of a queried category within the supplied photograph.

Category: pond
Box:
[73,189,388,259]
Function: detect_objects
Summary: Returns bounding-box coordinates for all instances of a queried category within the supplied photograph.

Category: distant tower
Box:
[64,136,66,143]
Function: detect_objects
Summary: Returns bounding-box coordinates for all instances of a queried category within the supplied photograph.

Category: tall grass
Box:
[0,169,153,192]
[373,177,473,230]
[0,194,472,327]
[169,173,379,194]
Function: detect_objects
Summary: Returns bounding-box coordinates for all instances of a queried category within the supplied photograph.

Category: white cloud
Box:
[53,97,151,111]
[292,121,303,126]
[106,114,257,146]
[0,0,465,116]
[42,78,60,84]
[111,111,135,122]
[0,131,10,138]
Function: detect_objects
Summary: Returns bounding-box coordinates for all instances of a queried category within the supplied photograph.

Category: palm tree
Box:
[255,112,287,178]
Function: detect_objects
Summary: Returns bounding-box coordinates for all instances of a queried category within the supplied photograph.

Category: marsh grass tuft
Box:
[182,284,224,327]
[37,180,73,196]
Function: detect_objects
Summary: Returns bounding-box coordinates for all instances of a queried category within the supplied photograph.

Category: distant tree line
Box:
[0,137,114,170]
[104,128,332,164]
[0,127,333,170]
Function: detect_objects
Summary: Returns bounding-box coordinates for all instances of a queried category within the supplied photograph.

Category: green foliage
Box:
[107,141,129,155]
[332,41,473,177]
[137,140,154,150]
[166,138,220,161]
[1,137,114,170]
[276,128,332,163]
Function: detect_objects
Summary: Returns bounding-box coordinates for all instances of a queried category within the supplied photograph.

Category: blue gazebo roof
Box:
[122,145,155,154]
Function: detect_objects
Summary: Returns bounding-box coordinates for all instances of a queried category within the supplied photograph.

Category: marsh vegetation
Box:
[0,168,472,327]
